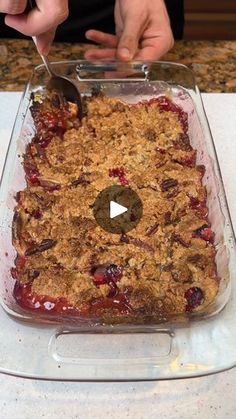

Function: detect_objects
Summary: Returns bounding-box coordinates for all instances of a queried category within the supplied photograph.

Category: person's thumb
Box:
[116,16,142,61]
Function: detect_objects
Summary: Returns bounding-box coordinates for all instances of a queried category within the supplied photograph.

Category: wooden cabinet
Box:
[184,0,236,39]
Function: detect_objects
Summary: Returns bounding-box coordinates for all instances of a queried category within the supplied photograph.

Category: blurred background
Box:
[184,0,236,39]
[0,0,236,41]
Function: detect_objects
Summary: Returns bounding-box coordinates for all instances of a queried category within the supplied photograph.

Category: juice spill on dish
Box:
[13,281,133,317]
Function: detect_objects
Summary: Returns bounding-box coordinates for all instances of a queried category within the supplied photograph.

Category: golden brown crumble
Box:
[12,91,219,321]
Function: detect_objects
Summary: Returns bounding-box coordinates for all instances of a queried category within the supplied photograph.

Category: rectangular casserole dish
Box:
[0,60,236,381]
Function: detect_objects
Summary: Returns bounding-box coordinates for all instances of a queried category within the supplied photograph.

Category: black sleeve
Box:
[56,0,184,42]
[0,0,184,41]
[165,0,184,39]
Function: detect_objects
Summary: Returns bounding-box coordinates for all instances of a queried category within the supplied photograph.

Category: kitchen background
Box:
[1,0,236,93]
[184,0,236,39]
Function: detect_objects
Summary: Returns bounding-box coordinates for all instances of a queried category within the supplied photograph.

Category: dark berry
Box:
[189,197,208,218]
[105,264,123,282]
[193,225,214,243]
[189,197,201,209]
[92,264,123,298]
[109,167,125,178]
[109,167,129,185]
[92,265,107,285]
[185,287,204,312]
[25,167,40,186]
[31,209,42,219]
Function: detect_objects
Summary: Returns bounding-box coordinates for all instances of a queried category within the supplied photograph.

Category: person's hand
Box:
[85,0,174,61]
[2,0,69,55]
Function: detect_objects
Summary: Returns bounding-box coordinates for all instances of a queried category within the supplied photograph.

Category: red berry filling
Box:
[13,281,80,315]
[189,196,208,218]
[149,96,188,133]
[24,164,40,186]
[92,264,122,284]
[12,95,216,320]
[31,209,42,219]
[192,224,214,243]
[34,134,53,149]
[31,109,68,136]
[189,197,201,209]
[92,264,123,297]
[90,287,133,315]
[11,254,26,280]
[13,280,132,316]
[109,167,129,186]
[185,287,204,312]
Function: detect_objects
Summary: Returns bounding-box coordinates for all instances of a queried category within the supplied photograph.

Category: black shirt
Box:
[0,0,184,41]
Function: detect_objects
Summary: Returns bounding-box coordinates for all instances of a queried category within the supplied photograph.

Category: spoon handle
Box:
[28,0,54,77]
[31,36,54,77]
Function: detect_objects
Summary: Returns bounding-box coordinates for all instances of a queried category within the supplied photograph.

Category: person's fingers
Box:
[136,32,174,60]
[116,12,147,61]
[85,30,118,48]
[35,28,56,55]
[5,0,68,36]
[0,0,27,15]
[135,45,166,61]
[84,48,116,60]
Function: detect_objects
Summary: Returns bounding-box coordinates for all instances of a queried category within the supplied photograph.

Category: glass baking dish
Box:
[0,60,236,381]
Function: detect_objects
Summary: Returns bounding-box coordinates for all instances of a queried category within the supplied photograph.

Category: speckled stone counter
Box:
[0,39,236,92]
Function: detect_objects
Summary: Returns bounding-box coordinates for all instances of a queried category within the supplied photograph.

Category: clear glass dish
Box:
[0,60,236,381]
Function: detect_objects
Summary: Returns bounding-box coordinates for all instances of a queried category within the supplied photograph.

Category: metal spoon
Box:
[29,0,83,119]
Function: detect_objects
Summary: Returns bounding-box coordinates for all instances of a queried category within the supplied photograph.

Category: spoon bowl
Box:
[39,53,83,120]
[29,1,83,119]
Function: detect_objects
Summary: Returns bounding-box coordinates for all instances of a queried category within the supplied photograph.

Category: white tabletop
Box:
[0,92,236,419]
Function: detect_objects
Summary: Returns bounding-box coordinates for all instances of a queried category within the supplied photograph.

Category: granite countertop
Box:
[0,39,236,92]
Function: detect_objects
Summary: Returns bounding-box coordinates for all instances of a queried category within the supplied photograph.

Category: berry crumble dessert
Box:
[11,89,219,323]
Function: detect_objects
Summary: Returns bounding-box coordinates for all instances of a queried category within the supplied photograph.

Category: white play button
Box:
[110,200,128,219]
[93,186,143,233]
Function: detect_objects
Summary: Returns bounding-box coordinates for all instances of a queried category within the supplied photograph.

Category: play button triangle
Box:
[110,200,128,219]
[93,185,143,234]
